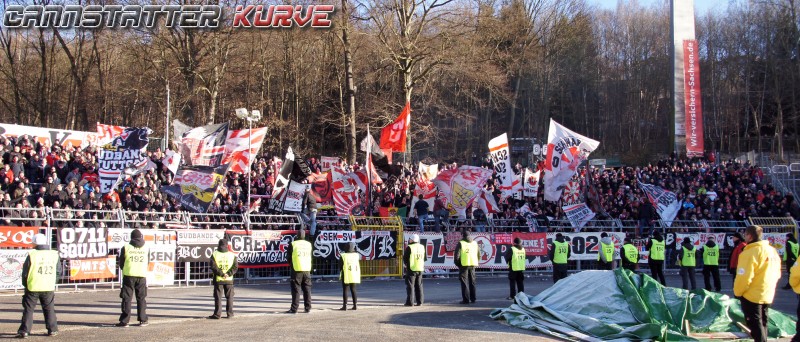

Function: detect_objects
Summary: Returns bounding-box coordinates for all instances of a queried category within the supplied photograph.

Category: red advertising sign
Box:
[683,39,704,157]
[512,232,548,256]
[0,226,37,248]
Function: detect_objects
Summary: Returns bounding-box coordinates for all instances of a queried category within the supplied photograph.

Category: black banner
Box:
[175,229,225,262]
[312,230,398,261]
[57,227,109,260]
[225,230,296,268]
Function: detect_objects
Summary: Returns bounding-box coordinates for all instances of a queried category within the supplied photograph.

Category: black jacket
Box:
[403,242,428,271]
[117,235,147,276]
[453,237,473,268]
[677,241,695,267]
[210,246,238,284]
[21,245,58,291]
[547,236,571,262]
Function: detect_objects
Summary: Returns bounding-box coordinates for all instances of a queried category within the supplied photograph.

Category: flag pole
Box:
[366,124,372,217]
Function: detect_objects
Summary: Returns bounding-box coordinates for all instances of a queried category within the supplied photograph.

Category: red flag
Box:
[379,102,410,152]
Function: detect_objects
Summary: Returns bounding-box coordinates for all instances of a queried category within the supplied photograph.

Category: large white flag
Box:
[432,166,493,218]
[488,133,517,197]
[523,169,540,198]
[543,119,600,202]
[638,180,682,227]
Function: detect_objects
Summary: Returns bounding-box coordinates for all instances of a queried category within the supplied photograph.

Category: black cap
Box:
[600,232,608,238]
[683,237,692,244]
[218,239,228,249]
[131,229,143,240]
[513,237,522,245]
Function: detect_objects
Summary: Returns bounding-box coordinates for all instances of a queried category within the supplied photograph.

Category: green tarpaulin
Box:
[490,269,796,341]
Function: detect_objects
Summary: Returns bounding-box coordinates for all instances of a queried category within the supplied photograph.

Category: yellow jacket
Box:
[790,261,800,294]
[733,240,782,304]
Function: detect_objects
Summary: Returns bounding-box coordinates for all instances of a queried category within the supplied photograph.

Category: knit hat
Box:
[34,234,47,246]
[410,234,420,243]
[218,239,228,249]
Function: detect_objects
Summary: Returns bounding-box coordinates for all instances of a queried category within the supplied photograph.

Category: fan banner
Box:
[543,119,600,202]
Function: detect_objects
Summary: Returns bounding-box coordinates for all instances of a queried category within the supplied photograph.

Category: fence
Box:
[0,207,797,293]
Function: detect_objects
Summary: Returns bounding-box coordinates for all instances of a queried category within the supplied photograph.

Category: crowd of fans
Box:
[1,134,798,233]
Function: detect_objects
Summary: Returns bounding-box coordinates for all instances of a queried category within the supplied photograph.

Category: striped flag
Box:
[96,123,126,146]
[179,122,229,167]
[222,127,268,173]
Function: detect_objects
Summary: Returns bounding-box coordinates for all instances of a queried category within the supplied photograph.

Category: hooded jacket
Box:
[117,229,147,274]
[677,240,695,266]
[598,236,613,263]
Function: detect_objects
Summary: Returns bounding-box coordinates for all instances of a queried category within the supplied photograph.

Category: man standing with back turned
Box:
[734,225,782,342]
[287,229,312,314]
[17,234,59,338]
[117,229,149,328]
[404,234,426,306]
[454,229,478,304]
[209,238,237,319]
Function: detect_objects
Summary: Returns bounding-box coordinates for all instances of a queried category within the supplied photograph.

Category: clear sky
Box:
[587,0,729,15]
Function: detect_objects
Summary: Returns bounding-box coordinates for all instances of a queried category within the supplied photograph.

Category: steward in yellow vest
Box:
[454,229,478,304]
[597,232,615,270]
[621,238,639,272]
[646,231,667,286]
[209,239,238,319]
[677,237,697,290]
[339,243,361,311]
[783,233,798,290]
[117,229,149,327]
[548,233,571,284]
[17,234,59,338]
[286,229,312,314]
[403,234,426,306]
[505,237,527,300]
[702,236,721,292]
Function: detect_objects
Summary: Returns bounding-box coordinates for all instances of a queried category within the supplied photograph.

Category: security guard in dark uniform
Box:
[505,237,526,299]
[286,229,312,314]
[403,234,426,306]
[209,239,238,319]
[702,235,721,292]
[454,229,478,304]
[548,233,571,283]
[646,231,667,285]
[117,229,149,327]
[621,238,639,272]
[340,243,360,311]
[17,234,59,338]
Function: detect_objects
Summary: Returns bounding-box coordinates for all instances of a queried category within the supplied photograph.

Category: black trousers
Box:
[18,290,57,334]
[703,265,721,292]
[405,271,423,305]
[212,283,234,317]
[552,263,568,283]
[120,276,147,324]
[290,271,312,311]
[598,260,613,270]
[508,270,524,297]
[740,297,770,342]
[342,282,357,306]
[649,260,666,286]
[458,266,476,302]
[680,267,696,290]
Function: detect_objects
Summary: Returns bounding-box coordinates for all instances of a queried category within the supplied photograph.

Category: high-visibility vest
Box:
[552,241,569,264]
[291,240,312,272]
[649,240,665,261]
[212,250,236,282]
[597,242,614,262]
[122,244,149,277]
[681,246,697,267]
[408,243,425,272]
[623,244,638,263]
[459,241,479,267]
[703,245,719,266]
[511,246,526,271]
[341,252,361,284]
[27,250,58,292]
[784,241,799,261]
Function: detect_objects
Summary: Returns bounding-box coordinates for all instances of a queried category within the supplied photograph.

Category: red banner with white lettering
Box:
[683,40,704,157]
[379,102,410,152]
[0,226,37,248]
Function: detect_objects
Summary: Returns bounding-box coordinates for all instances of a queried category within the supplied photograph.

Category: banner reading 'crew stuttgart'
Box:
[543,119,600,202]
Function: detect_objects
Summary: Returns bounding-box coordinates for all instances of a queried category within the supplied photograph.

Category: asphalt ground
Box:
[0,271,797,341]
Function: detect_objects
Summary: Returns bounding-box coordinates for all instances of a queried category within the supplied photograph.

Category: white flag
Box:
[639,180,682,227]
[523,169,540,198]
[543,119,600,202]
[488,133,517,197]
[162,150,182,175]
